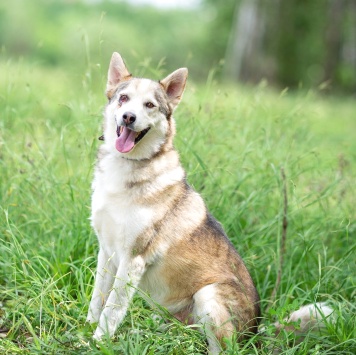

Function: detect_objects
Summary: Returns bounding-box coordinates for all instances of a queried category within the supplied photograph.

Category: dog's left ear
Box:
[160,68,188,109]
[106,52,132,99]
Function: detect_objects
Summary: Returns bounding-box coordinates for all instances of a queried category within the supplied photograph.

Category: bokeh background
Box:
[1,0,356,93]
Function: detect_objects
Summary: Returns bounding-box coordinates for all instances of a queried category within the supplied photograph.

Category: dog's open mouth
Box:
[115,126,150,153]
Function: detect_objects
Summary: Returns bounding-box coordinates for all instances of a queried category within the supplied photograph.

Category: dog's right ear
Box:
[106,52,132,99]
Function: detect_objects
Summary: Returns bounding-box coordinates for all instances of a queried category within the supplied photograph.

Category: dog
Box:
[86,52,332,353]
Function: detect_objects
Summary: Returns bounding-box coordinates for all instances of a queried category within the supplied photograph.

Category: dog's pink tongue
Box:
[116,127,136,153]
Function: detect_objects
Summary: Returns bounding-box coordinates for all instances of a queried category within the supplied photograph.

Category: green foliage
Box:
[1,0,355,92]
[209,0,356,92]
[274,0,327,87]
[202,0,236,67]
[0,51,355,353]
[0,0,214,81]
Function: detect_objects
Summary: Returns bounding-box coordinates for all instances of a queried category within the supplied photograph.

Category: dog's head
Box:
[102,52,188,160]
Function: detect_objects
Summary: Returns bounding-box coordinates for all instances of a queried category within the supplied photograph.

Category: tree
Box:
[211,0,356,92]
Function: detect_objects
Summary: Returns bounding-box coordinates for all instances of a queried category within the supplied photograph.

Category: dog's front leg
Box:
[87,248,118,324]
[93,255,146,341]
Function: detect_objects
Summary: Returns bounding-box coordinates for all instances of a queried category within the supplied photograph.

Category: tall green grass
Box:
[0,58,355,354]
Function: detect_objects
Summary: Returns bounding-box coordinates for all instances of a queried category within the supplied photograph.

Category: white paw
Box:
[93,315,116,341]
[93,327,105,341]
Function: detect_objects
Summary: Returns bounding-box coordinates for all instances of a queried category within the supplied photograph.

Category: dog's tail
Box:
[271,302,334,335]
[256,303,334,354]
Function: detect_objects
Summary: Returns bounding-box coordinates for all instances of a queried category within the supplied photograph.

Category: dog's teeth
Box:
[120,126,124,133]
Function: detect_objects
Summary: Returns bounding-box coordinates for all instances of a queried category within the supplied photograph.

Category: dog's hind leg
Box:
[87,248,117,324]
[192,284,235,355]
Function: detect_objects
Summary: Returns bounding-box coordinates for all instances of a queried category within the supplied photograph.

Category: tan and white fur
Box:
[86,52,332,353]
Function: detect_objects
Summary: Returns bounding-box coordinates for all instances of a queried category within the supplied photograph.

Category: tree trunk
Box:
[224,0,264,82]
[323,0,345,83]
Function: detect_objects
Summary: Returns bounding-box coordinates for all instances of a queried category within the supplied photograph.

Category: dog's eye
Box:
[119,95,129,104]
[145,102,155,109]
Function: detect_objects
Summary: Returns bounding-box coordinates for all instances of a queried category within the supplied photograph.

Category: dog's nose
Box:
[123,112,136,125]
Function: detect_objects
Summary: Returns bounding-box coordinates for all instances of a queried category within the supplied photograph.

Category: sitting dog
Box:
[86,52,332,353]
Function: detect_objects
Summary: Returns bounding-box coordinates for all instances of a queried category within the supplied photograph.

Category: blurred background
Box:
[1,0,356,94]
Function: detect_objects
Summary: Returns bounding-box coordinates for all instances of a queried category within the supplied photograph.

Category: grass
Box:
[0,57,355,354]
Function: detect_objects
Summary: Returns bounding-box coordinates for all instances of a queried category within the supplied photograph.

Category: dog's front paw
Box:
[92,314,116,341]
[93,327,105,341]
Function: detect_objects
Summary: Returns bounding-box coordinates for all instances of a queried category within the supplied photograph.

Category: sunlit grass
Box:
[0,59,355,354]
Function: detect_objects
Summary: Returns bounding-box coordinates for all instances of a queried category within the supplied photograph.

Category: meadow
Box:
[0,55,355,354]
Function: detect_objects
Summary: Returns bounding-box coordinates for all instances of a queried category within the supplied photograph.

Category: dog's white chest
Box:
[91,170,153,261]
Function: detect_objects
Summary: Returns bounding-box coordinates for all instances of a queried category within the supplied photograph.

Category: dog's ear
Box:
[160,68,188,109]
[106,52,132,99]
